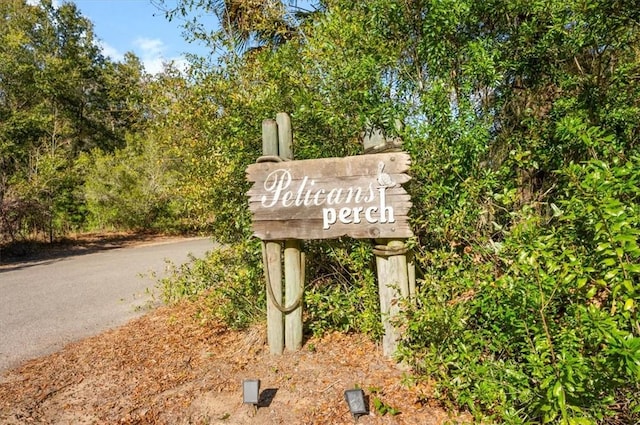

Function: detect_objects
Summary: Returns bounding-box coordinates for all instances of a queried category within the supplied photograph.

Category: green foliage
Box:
[398,155,640,423]
[0,0,148,243]
[80,133,181,232]
[369,386,401,416]
[4,1,640,422]
[150,2,639,422]
[159,240,265,329]
[304,240,383,338]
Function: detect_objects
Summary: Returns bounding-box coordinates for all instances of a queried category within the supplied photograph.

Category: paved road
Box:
[0,237,214,374]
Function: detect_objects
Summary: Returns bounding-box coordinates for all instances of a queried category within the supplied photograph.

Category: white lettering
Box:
[338,207,352,224]
[261,169,292,207]
[326,188,342,205]
[379,187,395,223]
[365,206,378,223]
[322,208,336,229]
[364,182,376,202]
[282,190,294,207]
[352,206,363,224]
[295,176,309,206]
[303,180,316,206]
[258,170,397,231]
[313,188,326,206]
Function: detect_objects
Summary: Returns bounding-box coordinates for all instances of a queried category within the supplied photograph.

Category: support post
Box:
[265,241,284,355]
[276,112,304,352]
[276,112,293,159]
[375,239,410,357]
[262,118,284,355]
[262,119,279,156]
[364,126,413,357]
[284,240,303,350]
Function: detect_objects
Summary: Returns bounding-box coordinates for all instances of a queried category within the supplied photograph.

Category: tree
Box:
[0,0,148,242]
[153,0,320,53]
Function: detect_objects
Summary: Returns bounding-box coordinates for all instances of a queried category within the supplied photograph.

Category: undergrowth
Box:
[397,158,640,424]
[158,238,384,338]
[159,240,265,329]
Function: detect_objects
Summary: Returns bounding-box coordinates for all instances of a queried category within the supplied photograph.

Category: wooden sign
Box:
[246,152,412,240]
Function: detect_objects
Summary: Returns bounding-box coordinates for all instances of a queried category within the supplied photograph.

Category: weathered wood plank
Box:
[249,204,412,222]
[246,152,411,181]
[246,175,411,198]
[247,180,409,194]
[247,151,413,240]
[252,220,413,240]
[247,172,412,186]
[249,193,412,212]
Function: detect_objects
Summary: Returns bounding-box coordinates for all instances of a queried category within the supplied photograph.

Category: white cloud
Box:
[171,57,190,74]
[135,38,164,59]
[98,41,124,62]
[134,37,189,75]
[26,0,60,7]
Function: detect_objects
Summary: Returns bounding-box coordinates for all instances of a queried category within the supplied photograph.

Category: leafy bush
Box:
[158,237,385,337]
[304,239,383,338]
[79,134,182,232]
[158,240,265,330]
[50,1,638,423]
[397,157,640,424]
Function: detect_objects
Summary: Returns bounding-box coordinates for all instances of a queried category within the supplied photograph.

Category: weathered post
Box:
[277,112,304,351]
[407,249,416,300]
[276,112,293,159]
[364,127,413,357]
[262,118,284,355]
[374,240,410,356]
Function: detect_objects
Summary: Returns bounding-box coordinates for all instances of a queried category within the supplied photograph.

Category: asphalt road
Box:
[0,237,214,374]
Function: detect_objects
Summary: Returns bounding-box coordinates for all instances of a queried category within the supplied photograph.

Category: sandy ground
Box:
[0,296,462,424]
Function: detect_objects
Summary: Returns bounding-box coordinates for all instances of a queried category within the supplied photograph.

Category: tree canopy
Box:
[0,0,151,240]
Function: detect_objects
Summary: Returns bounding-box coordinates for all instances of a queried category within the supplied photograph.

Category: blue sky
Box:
[52,0,216,73]
[30,0,317,74]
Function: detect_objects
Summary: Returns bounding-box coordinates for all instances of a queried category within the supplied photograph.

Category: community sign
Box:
[246,152,413,240]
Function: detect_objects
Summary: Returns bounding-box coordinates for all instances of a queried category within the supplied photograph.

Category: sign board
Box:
[246,152,413,240]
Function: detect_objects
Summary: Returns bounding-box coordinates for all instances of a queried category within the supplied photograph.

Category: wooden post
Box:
[265,241,284,355]
[364,127,413,357]
[276,112,293,159]
[276,112,304,352]
[262,119,279,156]
[284,241,303,350]
[375,239,410,356]
[407,250,416,301]
[262,119,284,355]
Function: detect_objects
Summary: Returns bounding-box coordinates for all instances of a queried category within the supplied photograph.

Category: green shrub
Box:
[397,157,640,424]
[304,239,383,338]
[159,240,265,330]
[158,237,385,337]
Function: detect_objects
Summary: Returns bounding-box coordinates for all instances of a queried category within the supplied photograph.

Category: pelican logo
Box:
[377,162,395,187]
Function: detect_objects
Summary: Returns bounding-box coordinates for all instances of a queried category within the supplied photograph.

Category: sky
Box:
[30,0,316,74]
[51,0,216,74]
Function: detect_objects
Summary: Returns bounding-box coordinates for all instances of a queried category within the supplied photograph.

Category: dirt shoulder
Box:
[0,297,458,424]
[0,232,182,269]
